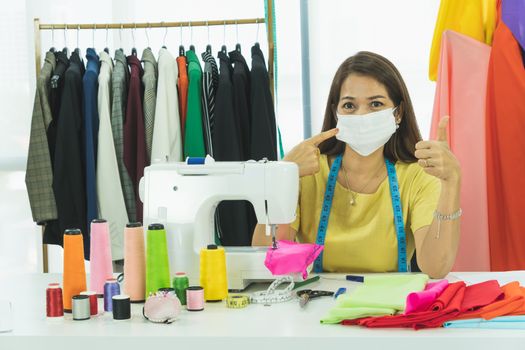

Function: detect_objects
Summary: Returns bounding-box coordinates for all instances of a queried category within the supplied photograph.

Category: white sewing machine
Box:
[140,156,299,290]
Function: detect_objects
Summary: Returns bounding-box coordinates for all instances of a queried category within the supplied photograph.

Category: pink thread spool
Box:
[186,286,204,311]
[90,219,113,296]
[123,222,146,302]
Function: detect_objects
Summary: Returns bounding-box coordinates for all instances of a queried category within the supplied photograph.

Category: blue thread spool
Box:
[104,278,120,312]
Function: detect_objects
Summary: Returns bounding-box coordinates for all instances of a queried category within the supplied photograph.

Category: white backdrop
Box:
[0,0,440,275]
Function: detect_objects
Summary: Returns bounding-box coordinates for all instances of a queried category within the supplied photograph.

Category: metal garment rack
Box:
[34,11,275,273]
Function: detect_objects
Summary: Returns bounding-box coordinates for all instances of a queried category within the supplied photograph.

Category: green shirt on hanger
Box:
[184,50,206,158]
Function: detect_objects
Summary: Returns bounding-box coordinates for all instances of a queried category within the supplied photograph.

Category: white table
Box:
[1,272,525,350]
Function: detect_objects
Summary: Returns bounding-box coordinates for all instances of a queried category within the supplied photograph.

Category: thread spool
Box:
[72,295,90,320]
[145,223,171,297]
[89,219,113,297]
[80,291,98,315]
[186,286,204,311]
[123,222,146,303]
[173,272,189,305]
[46,283,64,317]
[200,245,228,302]
[104,278,121,312]
[62,229,87,312]
[112,294,131,320]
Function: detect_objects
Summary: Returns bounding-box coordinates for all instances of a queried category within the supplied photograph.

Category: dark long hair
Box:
[318,51,422,163]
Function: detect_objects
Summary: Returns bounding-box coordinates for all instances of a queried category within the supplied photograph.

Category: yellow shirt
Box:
[290,155,441,273]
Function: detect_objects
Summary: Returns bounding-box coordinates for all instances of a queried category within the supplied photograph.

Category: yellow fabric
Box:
[290,154,440,273]
[429,0,496,81]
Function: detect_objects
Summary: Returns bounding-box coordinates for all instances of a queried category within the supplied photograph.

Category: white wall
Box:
[307,0,440,138]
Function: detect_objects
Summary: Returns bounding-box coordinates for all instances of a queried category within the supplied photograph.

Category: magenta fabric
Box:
[405,280,449,314]
[264,240,323,279]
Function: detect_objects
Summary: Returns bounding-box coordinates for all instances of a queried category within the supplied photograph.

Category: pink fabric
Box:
[264,240,323,279]
[430,30,492,271]
[405,280,449,314]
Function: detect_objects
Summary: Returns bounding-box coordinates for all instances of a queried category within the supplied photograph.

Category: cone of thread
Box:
[123,222,146,302]
[200,245,228,301]
[89,219,113,295]
[62,229,87,312]
[145,223,171,298]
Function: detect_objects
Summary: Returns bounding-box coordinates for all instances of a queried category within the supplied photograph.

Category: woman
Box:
[252,52,461,279]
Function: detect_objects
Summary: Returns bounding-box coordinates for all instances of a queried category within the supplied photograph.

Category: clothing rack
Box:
[34,10,276,273]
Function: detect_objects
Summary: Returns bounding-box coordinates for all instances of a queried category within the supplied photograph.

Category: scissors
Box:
[297,289,334,308]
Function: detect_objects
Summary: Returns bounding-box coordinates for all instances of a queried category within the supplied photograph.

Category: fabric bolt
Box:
[229,49,251,160]
[48,51,89,257]
[212,51,255,246]
[142,48,158,163]
[201,50,219,156]
[184,50,206,158]
[26,51,58,224]
[455,281,523,320]
[83,48,100,233]
[151,48,182,163]
[291,154,440,272]
[444,315,525,329]
[502,0,525,51]
[264,240,323,279]
[486,4,525,271]
[124,54,147,222]
[405,280,449,314]
[250,44,277,161]
[321,274,429,324]
[430,30,491,271]
[428,0,496,80]
[47,50,69,166]
[176,55,188,138]
[351,281,466,329]
[96,51,127,260]
[111,49,136,222]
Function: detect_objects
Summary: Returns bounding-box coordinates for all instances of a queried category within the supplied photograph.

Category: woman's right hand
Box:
[283,128,339,177]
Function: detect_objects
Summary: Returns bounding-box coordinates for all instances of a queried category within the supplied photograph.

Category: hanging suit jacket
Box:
[212,51,253,246]
[142,48,158,163]
[184,50,206,158]
[201,50,219,156]
[26,51,58,224]
[96,51,127,260]
[229,50,251,161]
[48,51,89,258]
[176,55,188,138]
[124,54,147,222]
[152,48,182,162]
[83,48,100,232]
[48,51,69,166]
[112,49,136,222]
[249,44,278,161]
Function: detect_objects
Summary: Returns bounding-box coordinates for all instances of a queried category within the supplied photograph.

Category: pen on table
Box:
[345,275,364,283]
[293,275,321,290]
[334,287,346,299]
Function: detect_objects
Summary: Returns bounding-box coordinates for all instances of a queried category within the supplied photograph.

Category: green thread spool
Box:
[173,272,189,305]
[145,223,171,298]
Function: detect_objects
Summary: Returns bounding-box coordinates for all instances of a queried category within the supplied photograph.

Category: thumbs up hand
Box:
[414,116,461,183]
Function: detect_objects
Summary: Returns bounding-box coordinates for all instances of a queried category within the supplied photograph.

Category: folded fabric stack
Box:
[323,275,525,330]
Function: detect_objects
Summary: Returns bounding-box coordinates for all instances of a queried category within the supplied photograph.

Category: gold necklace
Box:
[341,161,385,206]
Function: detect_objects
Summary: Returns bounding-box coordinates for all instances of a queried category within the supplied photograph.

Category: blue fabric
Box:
[83,48,100,233]
[444,316,525,329]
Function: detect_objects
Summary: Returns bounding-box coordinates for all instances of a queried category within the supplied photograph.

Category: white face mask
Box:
[335,107,397,157]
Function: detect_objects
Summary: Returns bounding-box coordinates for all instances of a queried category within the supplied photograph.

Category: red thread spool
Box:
[80,291,98,315]
[46,283,64,317]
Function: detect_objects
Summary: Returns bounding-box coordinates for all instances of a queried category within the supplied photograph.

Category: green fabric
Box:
[184,50,206,158]
[321,274,429,324]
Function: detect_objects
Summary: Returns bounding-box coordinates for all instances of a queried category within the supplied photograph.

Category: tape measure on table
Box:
[227,295,249,309]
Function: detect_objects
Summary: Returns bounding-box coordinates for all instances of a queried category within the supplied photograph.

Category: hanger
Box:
[220,20,227,55]
[131,24,137,56]
[49,26,56,52]
[73,25,80,56]
[189,21,195,51]
[179,23,185,56]
[119,24,124,52]
[235,20,241,53]
[62,25,69,56]
[104,25,109,53]
[206,21,212,55]
[145,24,151,50]
[255,19,260,48]
[162,24,168,49]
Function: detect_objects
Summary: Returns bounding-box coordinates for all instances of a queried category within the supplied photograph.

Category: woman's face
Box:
[336,74,396,116]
